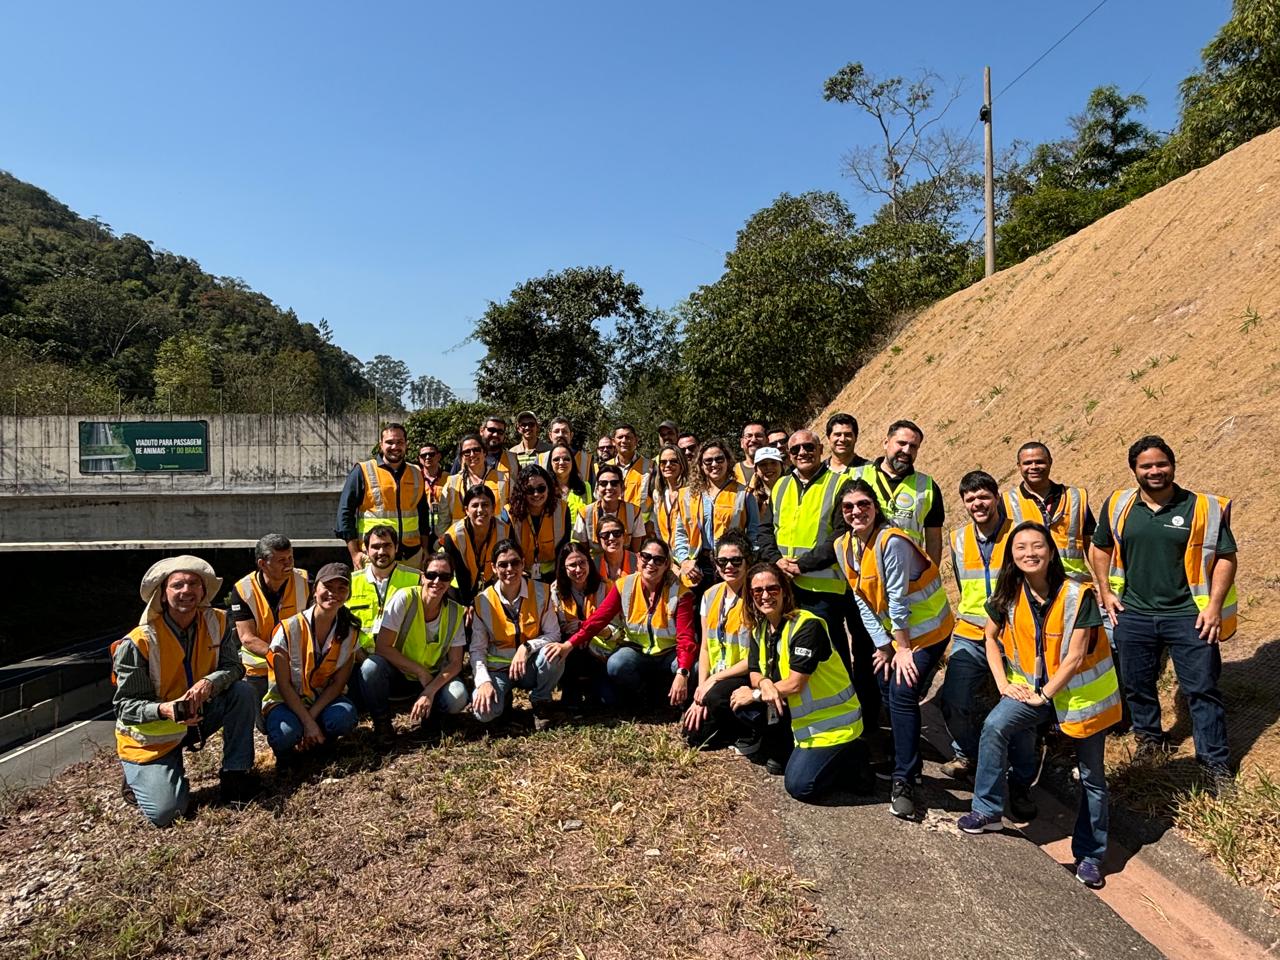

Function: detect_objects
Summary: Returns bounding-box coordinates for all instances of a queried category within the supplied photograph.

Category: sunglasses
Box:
[422,571,450,583]
[599,529,624,540]
[715,556,745,569]
[678,445,697,454]
[597,479,620,488]
[551,455,572,464]
[789,442,817,455]
[494,559,522,570]
[751,584,782,599]
[461,447,484,456]
[526,484,548,494]
[659,458,680,467]
[701,454,727,466]
[419,451,439,459]
[637,552,667,565]
[842,500,875,512]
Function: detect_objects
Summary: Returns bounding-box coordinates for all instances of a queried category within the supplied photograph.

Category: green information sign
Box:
[78,421,209,473]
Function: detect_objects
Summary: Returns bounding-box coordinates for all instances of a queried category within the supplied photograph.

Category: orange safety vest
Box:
[507,503,571,575]
[997,581,1122,739]
[234,569,309,677]
[264,611,357,713]
[653,488,686,549]
[1104,488,1238,640]
[111,609,225,764]
[1004,485,1091,581]
[473,581,552,668]
[617,572,686,656]
[357,459,424,551]
[836,526,954,651]
[611,456,653,514]
[445,467,508,523]
[679,481,751,555]
[598,549,638,583]
[442,517,509,595]
[553,580,618,656]
[580,501,642,547]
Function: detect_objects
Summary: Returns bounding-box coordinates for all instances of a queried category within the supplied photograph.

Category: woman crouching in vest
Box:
[833,480,955,820]
[565,536,697,711]
[683,529,759,753]
[469,539,567,731]
[552,540,622,712]
[727,562,866,802]
[958,522,1120,889]
[262,563,361,767]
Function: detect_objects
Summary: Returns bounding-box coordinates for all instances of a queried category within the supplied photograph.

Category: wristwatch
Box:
[752,688,763,702]
[676,667,690,678]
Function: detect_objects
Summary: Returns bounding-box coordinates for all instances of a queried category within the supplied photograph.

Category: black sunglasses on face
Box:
[637,552,666,565]
[789,442,817,455]
[526,484,548,494]
[599,529,624,540]
[422,571,449,582]
[701,455,727,466]
[494,559,522,570]
[715,556,745,568]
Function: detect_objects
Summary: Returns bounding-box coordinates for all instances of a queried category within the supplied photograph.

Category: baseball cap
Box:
[754,446,784,465]
[315,562,352,585]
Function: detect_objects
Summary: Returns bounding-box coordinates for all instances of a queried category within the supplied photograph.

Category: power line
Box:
[996,0,1111,101]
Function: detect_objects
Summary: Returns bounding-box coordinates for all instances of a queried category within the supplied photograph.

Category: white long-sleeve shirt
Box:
[469,580,561,687]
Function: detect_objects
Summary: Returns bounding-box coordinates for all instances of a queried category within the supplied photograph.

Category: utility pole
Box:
[982,66,996,277]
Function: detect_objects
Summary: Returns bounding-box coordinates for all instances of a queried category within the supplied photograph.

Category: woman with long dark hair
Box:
[444,433,508,523]
[503,463,571,582]
[551,540,620,710]
[958,522,1119,889]
[652,444,689,553]
[545,441,592,522]
[595,515,638,581]
[673,438,758,589]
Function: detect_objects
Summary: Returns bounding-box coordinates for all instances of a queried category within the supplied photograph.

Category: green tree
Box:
[606,306,685,441]
[472,266,645,432]
[408,374,456,410]
[362,354,411,411]
[1167,0,1280,173]
[152,332,215,409]
[404,400,493,457]
[681,192,871,437]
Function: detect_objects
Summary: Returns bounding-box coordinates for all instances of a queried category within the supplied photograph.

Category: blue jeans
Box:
[1114,610,1229,768]
[473,648,566,723]
[265,698,359,756]
[119,679,258,827]
[784,741,855,803]
[353,654,469,720]
[877,641,947,781]
[972,696,1109,864]
[604,646,677,705]
[940,635,998,761]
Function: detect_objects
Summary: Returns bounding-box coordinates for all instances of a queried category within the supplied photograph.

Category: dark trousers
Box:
[785,741,860,803]
[841,594,883,732]
[1114,610,1229,768]
[877,641,947,782]
[793,586,850,672]
[684,674,755,750]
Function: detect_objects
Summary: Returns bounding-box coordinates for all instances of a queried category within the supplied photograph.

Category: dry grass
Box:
[0,720,828,960]
[1176,768,1280,908]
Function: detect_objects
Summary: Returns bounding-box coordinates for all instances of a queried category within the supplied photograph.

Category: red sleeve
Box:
[568,585,622,649]
[675,592,697,670]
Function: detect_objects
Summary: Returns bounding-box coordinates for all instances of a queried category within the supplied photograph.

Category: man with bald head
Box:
[756,429,854,669]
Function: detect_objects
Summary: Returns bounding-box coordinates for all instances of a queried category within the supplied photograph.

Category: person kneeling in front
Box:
[354,551,469,738]
[958,522,1120,889]
[262,563,360,765]
[728,563,865,802]
[111,556,259,827]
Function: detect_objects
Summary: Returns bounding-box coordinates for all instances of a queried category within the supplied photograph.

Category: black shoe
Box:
[889,779,916,819]
[764,758,785,776]
[1205,765,1237,800]
[120,774,137,806]
[1133,737,1168,763]
[373,717,395,743]
[1008,781,1038,822]
[532,702,554,733]
[219,770,261,808]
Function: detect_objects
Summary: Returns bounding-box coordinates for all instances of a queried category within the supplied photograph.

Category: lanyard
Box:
[465,520,491,580]
[1022,582,1051,691]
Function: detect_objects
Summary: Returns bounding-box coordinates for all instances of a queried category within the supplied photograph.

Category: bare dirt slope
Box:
[818,127,1280,776]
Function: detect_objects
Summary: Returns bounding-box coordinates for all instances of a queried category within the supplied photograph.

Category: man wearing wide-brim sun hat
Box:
[111,555,259,827]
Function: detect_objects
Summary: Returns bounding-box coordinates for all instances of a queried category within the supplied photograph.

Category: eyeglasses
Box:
[422,571,450,583]
[597,479,620,488]
[715,556,745,569]
[751,584,782,599]
[841,500,875,513]
[461,447,483,456]
[789,442,817,455]
[701,454,727,466]
[526,484,548,495]
[637,552,667,565]
[597,446,615,454]
[659,458,680,467]
[494,559,522,570]
[599,529,624,540]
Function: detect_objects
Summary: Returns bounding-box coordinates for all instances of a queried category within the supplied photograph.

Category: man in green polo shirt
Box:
[1091,435,1238,793]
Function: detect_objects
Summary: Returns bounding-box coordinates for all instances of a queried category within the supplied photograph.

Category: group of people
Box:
[111,411,1240,890]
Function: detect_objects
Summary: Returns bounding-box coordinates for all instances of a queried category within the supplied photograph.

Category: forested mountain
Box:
[0,172,370,413]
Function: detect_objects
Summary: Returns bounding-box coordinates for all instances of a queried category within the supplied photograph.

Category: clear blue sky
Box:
[1,1,1230,399]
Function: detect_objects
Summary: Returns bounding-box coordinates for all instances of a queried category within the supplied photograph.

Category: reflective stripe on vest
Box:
[856,465,933,546]
[1004,485,1090,581]
[771,470,847,594]
[357,459,423,547]
[263,613,356,711]
[474,581,551,668]
[508,505,570,573]
[1001,580,1121,738]
[446,468,508,523]
[583,502,641,549]
[236,569,308,673]
[554,581,619,657]
[703,581,751,673]
[950,521,1011,640]
[347,563,423,652]
[114,610,224,762]
[680,482,750,556]
[393,592,465,676]
[838,527,954,650]
[757,609,862,748]
[1106,488,1238,641]
[618,573,683,656]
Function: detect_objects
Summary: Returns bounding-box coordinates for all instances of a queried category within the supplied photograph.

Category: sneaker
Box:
[957,810,1004,834]
[219,770,261,808]
[889,779,916,819]
[940,755,974,782]
[373,717,395,742]
[120,774,137,807]
[1009,781,1039,822]
[1206,765,1237,800]
[764,758,785,776]
[532,702,554,733]
[1075,859,1104,888]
